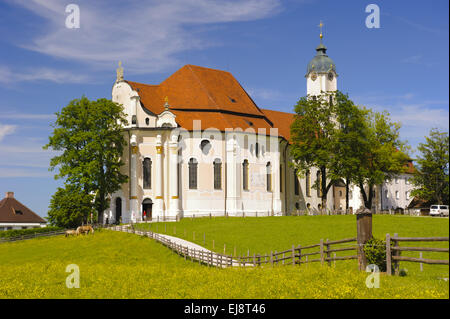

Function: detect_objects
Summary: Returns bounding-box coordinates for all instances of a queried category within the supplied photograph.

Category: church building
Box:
[102,34,413,224]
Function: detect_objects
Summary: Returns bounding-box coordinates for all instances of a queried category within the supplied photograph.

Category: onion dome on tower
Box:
[306,21,337,77]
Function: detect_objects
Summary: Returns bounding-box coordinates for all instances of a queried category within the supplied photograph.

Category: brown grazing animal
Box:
[76,225,94,235]
[65,229,78,237]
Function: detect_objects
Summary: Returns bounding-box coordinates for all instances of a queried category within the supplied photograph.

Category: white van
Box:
[430,205,449,217]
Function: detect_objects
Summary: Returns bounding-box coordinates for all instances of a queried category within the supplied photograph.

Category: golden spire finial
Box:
[164,96,169,111]
[319,20,323,40]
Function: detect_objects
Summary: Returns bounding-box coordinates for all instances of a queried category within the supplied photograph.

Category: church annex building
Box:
[101,38,415,224]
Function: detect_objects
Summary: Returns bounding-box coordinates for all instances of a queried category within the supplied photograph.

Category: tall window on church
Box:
[255,143,260,158]
[316,171,322,197]
[243,160,249,191]
[213,159,222,190]
[306,170,311,197]
[266,162,272,192]
[294,169,300,195]
[280,164,283,193]
[189,158,198,189]
[143,158,152,189]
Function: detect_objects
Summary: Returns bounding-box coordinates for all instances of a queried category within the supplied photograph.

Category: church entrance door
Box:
[142,198,153,221]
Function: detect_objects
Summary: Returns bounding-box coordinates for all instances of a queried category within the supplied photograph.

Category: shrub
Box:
[363,237,393,272]
[0,226,63,238]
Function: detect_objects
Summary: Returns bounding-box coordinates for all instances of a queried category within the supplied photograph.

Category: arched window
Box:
[255,143,260,158]
[243,160,249,191]
[189,158,198,189]
[266,162,272,192]
[395,191,399,199]
[214,158,222,190]
[143,158,152,189]
[306,170,311,197]
[244,135,248,149]
[294,169,300,195]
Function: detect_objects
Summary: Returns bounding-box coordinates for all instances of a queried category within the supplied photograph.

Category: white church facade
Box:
[101,38,414,224]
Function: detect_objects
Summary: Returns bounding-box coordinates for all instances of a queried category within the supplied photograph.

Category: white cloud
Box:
[0,65,89,84]
[0,124,16,142]
[9,0,282,74]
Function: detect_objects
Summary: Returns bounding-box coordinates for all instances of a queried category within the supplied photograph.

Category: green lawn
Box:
[135,215,449,277]
[0,216,448,299]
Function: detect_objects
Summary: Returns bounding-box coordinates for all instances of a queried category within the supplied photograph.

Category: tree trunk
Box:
[345,176,350,210]
[321,166,327,214]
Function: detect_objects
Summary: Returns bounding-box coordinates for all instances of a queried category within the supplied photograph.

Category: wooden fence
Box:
[386,233,449,275]
[0,230,67,243]
[109,225,358,268]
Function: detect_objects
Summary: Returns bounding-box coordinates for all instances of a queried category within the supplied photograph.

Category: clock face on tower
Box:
[327,72,334,81]
[311,72,317,81]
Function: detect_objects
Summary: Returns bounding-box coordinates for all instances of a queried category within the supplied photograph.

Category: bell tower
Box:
[306,21,338,97]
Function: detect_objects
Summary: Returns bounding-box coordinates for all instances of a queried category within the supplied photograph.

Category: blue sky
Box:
[0,0,448,218]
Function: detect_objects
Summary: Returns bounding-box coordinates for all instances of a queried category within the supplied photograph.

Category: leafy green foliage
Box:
[411,129,449,205]
[354,110,410,208]
[290,90,409,210]
[290,91,339,210]
[363,237,392,272]
[47,185,94,228]
[44,96,129,225]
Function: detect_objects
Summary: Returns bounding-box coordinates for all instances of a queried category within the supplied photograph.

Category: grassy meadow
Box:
[0,215,448,299]
[135,215,449,277]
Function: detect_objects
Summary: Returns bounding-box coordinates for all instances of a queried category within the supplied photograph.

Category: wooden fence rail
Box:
[108,225,359,268]
[386,233,449,275]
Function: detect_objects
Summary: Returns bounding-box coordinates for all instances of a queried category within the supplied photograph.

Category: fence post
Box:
[270,251,273,267]
[386,233,392,275]
[320,239,324,266]
[420,252,423,272]
[253,254,256,267]
[356,208,373,271]
[292,245,296,266]
[326,239,331,266]
[393,233,399,275]
[298,245,302,266]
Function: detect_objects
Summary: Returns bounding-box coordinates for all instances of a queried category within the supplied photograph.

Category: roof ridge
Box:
[186,65,220,111]
[262,108,296,115]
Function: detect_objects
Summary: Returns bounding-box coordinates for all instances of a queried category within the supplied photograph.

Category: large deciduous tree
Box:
[44,97,128,227]
[290,91,338,212]
[290,90,409,211]
[410,129,449,205]
[353,110,409,209]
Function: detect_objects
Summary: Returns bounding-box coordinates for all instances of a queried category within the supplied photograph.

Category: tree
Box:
[329,92,369,210]
[44,96,128,225]
[410,129,449,205]
[290,91,339,212]
[353,110,409,209]
[47,185,94,228]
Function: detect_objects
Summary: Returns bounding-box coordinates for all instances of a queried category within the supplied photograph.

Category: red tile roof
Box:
[0,193,46,224]
[261,109,297,142]
[126,64,279,134]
